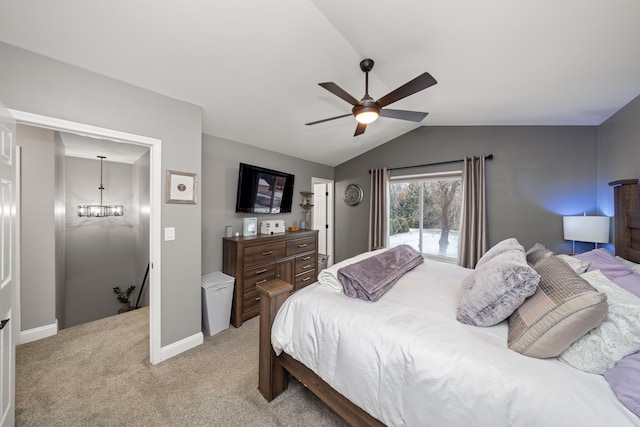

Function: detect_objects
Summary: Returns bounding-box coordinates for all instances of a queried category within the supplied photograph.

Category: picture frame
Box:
[243,217,258,236]
[165,170,198,204]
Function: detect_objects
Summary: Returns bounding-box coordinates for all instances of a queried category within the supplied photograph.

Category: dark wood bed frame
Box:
[609,179,640,263]
[257,179,640,426]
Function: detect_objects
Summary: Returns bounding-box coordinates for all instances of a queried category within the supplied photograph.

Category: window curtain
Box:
[458,156,488,268]
[369,168,390,251]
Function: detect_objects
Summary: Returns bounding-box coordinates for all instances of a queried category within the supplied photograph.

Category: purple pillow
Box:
[574,249,634,279]
[611,274,640,298]
[605,351,640,418]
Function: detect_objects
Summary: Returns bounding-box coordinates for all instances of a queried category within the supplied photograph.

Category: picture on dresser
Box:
[243,217,257,236]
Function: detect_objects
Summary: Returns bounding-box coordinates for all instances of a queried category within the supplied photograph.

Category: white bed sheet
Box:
[271,258,640,426]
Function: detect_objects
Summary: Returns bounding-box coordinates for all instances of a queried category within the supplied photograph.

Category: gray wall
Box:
[18,124,57,330]
[1,42,202,347]
[54,132,66,327]
[334,126,599,262]
[64,157,136,328]
[201,134,334,274]
[597,95,640,218]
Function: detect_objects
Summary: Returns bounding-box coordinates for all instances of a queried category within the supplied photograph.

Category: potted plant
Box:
[113,285,136,312]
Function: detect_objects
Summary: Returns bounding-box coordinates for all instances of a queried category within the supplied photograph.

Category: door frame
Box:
[8,110,163,364]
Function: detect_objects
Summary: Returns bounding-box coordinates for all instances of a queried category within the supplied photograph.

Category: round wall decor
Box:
[344,183,364,206]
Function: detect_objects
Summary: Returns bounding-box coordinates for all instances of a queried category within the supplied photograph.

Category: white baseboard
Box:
[20,320,58,344]
[159,331,203,362]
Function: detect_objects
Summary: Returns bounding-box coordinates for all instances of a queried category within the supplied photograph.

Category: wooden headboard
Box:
[609,179,640,263]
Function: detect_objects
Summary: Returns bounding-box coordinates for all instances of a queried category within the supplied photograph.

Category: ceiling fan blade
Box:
[375,72,437,108]
[380,109,429,122]
[319,82,361,107]
[305,113,353,126]
[354,122,366,136]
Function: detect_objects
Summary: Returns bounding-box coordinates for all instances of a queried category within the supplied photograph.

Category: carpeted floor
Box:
[15,308,348,426]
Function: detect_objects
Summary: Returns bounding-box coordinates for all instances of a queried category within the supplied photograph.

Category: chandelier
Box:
[77,155,124,217]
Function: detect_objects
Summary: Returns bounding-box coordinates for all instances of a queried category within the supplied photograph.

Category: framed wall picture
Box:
[243,217,258,236]
[166,170,197,204]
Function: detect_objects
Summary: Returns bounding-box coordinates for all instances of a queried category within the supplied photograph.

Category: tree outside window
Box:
[389,174,462,260]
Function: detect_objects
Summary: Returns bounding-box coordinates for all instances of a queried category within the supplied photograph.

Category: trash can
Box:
[318,254,329,273]
[201,271,235,336]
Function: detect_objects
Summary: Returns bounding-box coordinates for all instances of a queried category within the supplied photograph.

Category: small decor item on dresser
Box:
[344,183,364,206]
[243,217,257,236]
[288,226,300,232]
[261,219,285,235]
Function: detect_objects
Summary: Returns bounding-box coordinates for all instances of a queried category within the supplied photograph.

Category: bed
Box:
[256,179,640,426]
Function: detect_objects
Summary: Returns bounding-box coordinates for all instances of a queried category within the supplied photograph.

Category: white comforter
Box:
[271,258,640,427]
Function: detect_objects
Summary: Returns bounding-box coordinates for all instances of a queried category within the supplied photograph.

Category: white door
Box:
[0,102,17,427]
[312,179,334,267]
[313,182,328,254]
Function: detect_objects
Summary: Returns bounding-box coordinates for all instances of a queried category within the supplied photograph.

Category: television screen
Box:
[235,163,295,214]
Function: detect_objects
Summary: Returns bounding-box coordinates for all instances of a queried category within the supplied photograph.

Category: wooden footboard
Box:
[257,280,385,427]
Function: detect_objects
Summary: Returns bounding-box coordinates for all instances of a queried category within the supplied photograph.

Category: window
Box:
[389,172,462,262]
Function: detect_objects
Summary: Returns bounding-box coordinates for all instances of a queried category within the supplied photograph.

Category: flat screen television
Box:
[235,163,295,214]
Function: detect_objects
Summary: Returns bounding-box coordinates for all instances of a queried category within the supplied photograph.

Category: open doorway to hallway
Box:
[11,109,162,364]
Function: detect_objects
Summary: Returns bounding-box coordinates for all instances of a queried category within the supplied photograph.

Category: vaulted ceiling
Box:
[1,1,639,166]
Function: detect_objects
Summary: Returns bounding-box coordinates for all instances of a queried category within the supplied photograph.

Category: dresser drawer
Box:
[286,237,316,256]
[295,253,316,275]
[243,289,261,319]
[295,269,316,290]
[244,242,286,266]
[243,264,276,291]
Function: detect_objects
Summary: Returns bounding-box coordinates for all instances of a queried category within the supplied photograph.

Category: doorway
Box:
[311,178,334,267]
[9,109,163,364]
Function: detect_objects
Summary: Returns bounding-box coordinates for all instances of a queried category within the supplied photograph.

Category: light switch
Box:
[164,227,175,241]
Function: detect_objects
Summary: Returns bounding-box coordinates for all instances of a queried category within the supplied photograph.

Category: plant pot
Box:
[118,301,131,314]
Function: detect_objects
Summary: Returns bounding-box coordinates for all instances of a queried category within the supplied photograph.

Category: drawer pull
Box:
[261,251,273,256]
[301,256,311,261]
[255,297,260,302]
[255,279,268,285]
[255,269,268,274]
[302,277,312,282]
[302,264,312,269]
[298,243,307,248]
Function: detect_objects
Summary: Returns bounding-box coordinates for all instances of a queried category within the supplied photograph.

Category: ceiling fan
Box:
[305,59,437,136]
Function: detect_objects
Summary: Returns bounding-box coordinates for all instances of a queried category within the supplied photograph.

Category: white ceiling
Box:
[60,132,149,164]
[1,1,639,167]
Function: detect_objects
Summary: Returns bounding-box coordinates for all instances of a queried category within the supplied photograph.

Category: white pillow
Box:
[559,269,640,374]
[557,254,590,274]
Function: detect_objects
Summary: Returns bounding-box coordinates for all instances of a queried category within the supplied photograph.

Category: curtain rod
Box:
[369,154,493,174]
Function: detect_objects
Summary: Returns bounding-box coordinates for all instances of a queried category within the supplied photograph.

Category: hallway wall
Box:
[64,157,136,328]
[18,124,56,331]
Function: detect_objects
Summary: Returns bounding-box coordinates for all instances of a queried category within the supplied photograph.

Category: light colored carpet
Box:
[15,308,348,426]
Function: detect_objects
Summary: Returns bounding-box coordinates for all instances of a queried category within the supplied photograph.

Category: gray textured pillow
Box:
[526,243,554,266]
[475,238,524,268]
[457,249,540,327]
[508,255,608,358]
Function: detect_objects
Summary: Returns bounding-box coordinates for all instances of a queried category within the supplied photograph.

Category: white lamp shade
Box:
[563,216,610,244]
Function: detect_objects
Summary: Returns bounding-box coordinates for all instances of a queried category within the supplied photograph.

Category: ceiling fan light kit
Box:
[306,58,437,136]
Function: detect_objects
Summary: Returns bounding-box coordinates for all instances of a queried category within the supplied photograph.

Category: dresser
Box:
[222,229,318,327]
